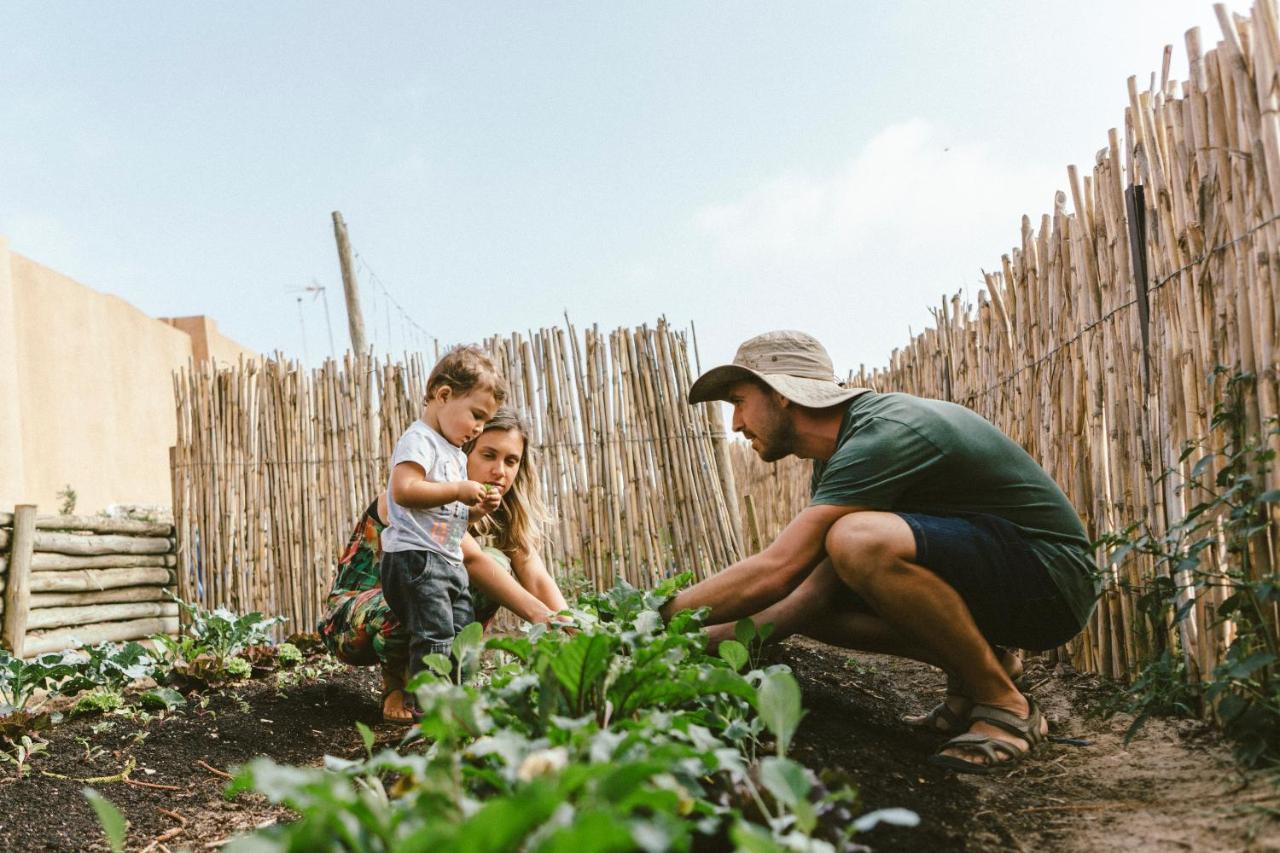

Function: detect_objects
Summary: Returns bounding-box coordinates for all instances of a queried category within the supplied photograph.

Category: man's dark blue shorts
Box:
[894,512,1081,652]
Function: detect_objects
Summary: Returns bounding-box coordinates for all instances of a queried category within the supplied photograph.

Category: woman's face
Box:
[467,428,524,495]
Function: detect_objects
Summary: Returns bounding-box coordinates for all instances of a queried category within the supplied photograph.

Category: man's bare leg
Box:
[823,513,1046,767]
[706,559,938,664]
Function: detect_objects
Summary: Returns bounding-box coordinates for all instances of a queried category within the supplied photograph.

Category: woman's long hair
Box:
[464,408,550,558]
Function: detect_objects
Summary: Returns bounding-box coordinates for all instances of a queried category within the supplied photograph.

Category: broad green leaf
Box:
[83,788,127,853]
[453,622,485,681]
[729,820,785,853]
[755,670,804,756]
[422,654,453,677]
[734,619,756,647]
[139,687,186,711]
[758,756,809,807]
[1225,651,1277,681]
[486,636,532,663]
[718,640,749,673]
[355,721,375,758]
[549,633,618,715]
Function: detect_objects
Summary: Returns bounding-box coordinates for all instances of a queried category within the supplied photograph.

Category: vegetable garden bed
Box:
[0,585,1270,851]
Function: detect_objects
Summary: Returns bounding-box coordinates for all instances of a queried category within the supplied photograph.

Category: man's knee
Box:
[824,513,915,591]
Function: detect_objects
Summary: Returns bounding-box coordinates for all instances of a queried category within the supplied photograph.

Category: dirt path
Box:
[782,639,1280,852]
[0,644,1273,850]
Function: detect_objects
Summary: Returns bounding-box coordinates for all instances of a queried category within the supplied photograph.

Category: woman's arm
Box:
[509,547,568,613]
[461,534,554,623]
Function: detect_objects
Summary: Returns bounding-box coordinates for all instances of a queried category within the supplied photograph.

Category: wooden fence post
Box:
[3,505,36,657]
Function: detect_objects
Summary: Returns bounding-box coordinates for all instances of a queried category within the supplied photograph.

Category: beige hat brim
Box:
[688,364,871,408]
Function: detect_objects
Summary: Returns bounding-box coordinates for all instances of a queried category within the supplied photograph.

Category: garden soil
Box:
[0,640,1273,851]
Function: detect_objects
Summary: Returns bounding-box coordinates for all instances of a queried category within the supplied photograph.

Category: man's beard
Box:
[753,410,796,462]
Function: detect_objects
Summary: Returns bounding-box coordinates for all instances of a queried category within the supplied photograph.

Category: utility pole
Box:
[331,211,367,356]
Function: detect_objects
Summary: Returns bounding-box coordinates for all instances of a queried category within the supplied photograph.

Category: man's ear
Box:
[774,390,792,409]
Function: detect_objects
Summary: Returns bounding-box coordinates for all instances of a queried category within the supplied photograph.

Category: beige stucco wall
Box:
[0,239,256,513]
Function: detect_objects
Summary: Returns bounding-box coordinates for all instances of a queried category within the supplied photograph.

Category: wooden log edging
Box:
[31,532,172,557]
[23,616,181,657]
[1,504,180,656]
[2,506,36,658]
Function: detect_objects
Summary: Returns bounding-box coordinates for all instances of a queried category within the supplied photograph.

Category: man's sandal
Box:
[903,699,971,735]
[905,657,1027,736]
[381,688,422,725]
[926,695,1047,775]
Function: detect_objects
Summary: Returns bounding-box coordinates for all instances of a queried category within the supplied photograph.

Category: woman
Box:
[319,408,568,723]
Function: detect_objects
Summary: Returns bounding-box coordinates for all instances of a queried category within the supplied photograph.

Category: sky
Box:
[0,1,1236,378]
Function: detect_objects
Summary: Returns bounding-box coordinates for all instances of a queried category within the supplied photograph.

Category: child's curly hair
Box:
[426,345,508,404]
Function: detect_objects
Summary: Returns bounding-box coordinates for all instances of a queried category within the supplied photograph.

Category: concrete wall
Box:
[0,238,256,513]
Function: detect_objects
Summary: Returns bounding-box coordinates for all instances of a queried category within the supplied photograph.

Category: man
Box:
[660,330,1097,772]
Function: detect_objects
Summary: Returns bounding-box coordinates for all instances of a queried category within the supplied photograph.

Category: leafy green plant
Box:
[59,641,157,695]
[56,484,77,516]
[227,573,912,850]
[71,688,125,718]
[1097,368,1280,765]
[224,657,252,680]
[0,734,48,778]
[276,643,303,667]
[0,650,78,714]
[154,594,287,688]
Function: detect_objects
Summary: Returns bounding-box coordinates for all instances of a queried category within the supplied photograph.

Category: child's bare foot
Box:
[382,688,416,724]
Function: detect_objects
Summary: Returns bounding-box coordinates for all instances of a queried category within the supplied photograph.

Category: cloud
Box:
[688,119,1064,369]
[697,119,1058,274]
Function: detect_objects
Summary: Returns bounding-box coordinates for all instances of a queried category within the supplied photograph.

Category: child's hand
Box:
[478,484,502,514]
[455,479,490,506]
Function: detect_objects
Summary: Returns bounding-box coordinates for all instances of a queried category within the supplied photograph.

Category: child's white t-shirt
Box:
[381,420,469,561]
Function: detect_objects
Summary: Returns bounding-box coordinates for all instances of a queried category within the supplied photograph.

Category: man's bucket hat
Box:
[687,330,872,408]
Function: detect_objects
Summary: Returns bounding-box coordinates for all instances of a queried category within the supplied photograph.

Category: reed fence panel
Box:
[171,320,744,635]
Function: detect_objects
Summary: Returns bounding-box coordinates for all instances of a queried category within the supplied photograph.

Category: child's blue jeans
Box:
[379,548,473,678]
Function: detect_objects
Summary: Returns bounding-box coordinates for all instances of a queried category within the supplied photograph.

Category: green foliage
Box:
[224,657,252,680]
[0,651,79,713]
[154,594,289,688]
[1097,368,1280,766]
[227,574,912,850]
[56,484,77,516]
[60,642,156,695]
[276,643,303,667]
[83,788,127,853]
[0,734,47,778]
[162,593,286,662]
[139,687,186,712]
[71,688,125,718]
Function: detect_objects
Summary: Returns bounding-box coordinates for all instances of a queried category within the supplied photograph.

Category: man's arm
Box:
[660,503,860,624]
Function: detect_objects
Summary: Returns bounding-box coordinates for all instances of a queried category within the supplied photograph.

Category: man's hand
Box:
[454,479,490,506]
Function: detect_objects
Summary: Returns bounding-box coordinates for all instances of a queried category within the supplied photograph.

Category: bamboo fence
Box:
[848,3,1280,681]
[170,320,747,634]
[0,507,179,656]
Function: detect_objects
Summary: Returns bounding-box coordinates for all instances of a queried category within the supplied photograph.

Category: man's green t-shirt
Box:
[809,392,1098,626]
